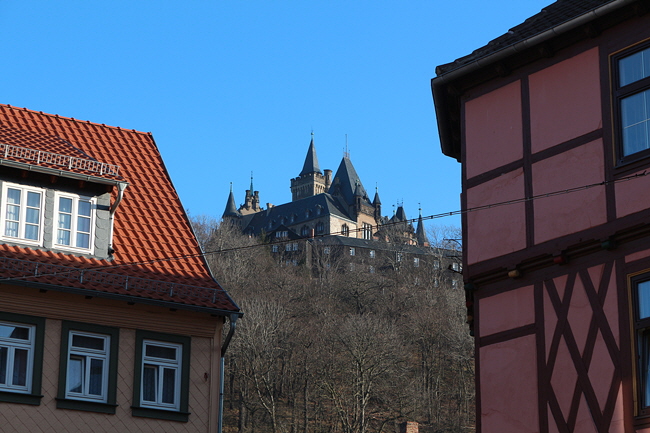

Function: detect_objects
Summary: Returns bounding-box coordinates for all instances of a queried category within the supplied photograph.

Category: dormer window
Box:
[55,193,95,252]
[1,183,44,245]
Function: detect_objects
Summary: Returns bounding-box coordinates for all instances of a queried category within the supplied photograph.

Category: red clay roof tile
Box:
[0,105,239,314]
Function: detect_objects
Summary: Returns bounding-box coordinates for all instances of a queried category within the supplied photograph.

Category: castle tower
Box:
[222,183,241,222]
[239,173,263,215]
[290,133,329,201]
[416,207,429,247]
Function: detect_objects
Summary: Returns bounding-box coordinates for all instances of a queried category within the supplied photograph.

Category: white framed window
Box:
[0,321,36,394]
[369,250,375,259]
[141,340,182,411]
[292,243,298,251]
[341,224,349,237]
[414,257,420,268]
[362,223,372,240]
[55,193,95,252]
[272,245,279,253]
[65,331,110,402]
[396,252,403,262]
[349,247,355,256]
[1,183,44,245]
[323,247,330,255]
[285,243,292,252]
[369,265,375,274]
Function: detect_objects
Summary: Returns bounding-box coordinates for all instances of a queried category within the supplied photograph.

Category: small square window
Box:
[350,248,355,256]
[369,250,375,259]
[324,247,330,255]
[414,257,420,267]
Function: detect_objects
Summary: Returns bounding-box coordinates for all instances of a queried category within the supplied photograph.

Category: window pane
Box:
[0,324,29,340]
[59,197,72,214]
[6,189,20,205]
[620,47,650,86]
[26,192,40,209]
[0,347,7,385]
[4,221,18,238]
[146,344,177,360]
[640,281,650,319]
[12,349,27,387]
[25,208,40,225]
[57,229,71,246]
[24,224,39,241]
[68,356,84,394]
[58,213,71,229]
[76,233,90,249]
[78,201,91,217]
[142,364,157,402]
[89,359,103,396]
[72,334,104,351]
[5,204,19,222]
[77,216,91,233]
[162,368,176,404]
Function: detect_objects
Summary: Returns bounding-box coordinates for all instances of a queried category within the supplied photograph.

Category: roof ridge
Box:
[1,104,152,136]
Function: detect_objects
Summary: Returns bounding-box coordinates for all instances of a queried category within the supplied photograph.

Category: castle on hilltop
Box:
[222,134,429,247]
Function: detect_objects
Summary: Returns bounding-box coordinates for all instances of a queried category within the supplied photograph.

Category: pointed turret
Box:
[222,184,241,218]
[373,186,382,222]
[291,134,329,201]
[299,133,322,176]
[416,207,429,247]
[373,187,381,206]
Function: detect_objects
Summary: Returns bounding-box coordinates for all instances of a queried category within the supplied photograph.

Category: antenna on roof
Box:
[343,134,350,159]
[230,182,233,192]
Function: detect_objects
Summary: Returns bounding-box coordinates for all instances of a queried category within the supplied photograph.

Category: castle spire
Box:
[299,132,322,176]
[416,205,429,246]
[222,183,241,218]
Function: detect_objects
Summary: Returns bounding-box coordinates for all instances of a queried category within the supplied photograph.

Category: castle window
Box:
[614,43,650,163]
[323,247,330,255]
[301,226,309,237]
[316,222,325,235]
[292,243,298,251]
[362,223,372,240]
[349,248,355,256]
[1,183,44,245]
[272,245,278,253]
[341,224,349,237]
[414,257,420,268]
[369,250,375,259]
[285,244,291,252]
[369,266,375,274]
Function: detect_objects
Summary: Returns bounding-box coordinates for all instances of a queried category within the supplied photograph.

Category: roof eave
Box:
[4,278,243,317]
[432,0,638,161]
[0,158,127,187]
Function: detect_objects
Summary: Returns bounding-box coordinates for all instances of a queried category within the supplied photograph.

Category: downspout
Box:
[108,182,128,255]
[218,313,239,433]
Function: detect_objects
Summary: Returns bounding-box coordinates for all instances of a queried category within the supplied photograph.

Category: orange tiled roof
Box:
[0,104,239,314]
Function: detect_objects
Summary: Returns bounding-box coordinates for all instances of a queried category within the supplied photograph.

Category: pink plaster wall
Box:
[479,285,534,337]
[465,80,523,179]
[480,335,538,433]
[529,48,602,153]
[616,170,650,218]
[533,140,606,244]
[466,168,526,264]
[626,249,650,263]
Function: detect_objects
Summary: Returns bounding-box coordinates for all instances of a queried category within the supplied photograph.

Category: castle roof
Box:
[299,135,322,176]
[328,157,371,206]
[223,188,241,218]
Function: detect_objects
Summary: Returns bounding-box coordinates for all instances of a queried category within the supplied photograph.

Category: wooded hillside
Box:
[192,217,474,433]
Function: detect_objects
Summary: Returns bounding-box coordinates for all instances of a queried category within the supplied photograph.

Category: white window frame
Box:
[292,243,298,251]
[0,321,35,394]
[0,183,44,246]
[54,192,96,254]
[414,257,420,268]
[369,250,375,259]
[65,331,110,403]
[140,340,182,411]
[350,247,355,256]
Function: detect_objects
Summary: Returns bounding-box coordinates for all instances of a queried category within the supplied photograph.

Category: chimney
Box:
[399,421,418,433]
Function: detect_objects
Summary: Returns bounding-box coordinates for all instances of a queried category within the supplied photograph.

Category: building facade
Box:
[0,105,241,432]
[433,0,650,432]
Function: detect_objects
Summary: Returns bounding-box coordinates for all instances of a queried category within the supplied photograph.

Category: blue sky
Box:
[0,1,551,229]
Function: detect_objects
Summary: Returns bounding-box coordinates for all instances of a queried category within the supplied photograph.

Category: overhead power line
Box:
[3,169,648,280]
